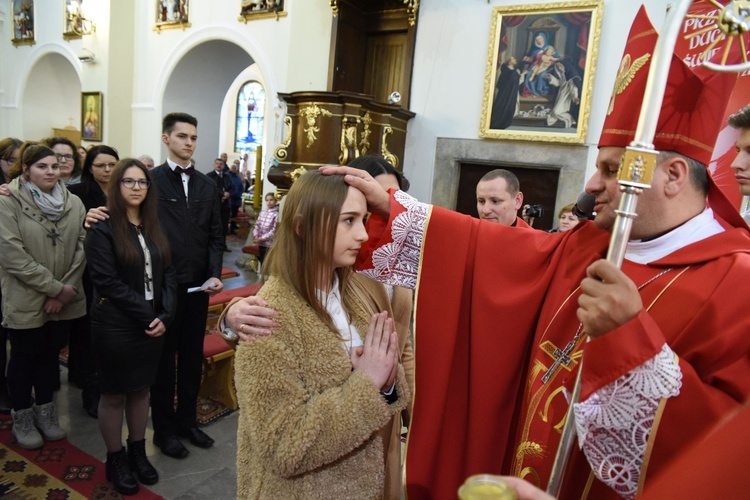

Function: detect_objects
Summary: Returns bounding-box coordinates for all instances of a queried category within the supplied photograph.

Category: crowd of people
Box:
[0,112,264,495]
[1,8,750,500]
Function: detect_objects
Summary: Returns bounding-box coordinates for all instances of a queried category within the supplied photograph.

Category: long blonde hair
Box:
[264,170,376,333]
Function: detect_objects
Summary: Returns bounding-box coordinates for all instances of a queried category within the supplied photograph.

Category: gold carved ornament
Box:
[339,121,360,165]
[330,0,419,26]
[381,125,399,168]
[359,112,372,155]
[274,116,293,160]
[607,53,651,115]
[300,104,333,148]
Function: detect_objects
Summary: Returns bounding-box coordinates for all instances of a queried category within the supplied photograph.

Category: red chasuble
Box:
[360,198,750,499]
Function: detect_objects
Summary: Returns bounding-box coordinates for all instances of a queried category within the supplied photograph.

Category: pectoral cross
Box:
[144,272,153,293]
[47,229,62,246]
[542,343,574,384]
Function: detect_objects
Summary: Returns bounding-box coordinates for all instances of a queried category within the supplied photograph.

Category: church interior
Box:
[1,0,748,498]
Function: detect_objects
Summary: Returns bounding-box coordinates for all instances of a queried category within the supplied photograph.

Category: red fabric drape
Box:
[563,12,591,69]
[498,16,525,58]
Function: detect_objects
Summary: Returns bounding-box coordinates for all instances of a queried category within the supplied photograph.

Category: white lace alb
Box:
[574,344,682,498]
[359,190,427,290]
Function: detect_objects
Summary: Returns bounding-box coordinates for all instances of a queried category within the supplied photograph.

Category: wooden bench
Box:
[201,284,263,410]
[200,334,238,411]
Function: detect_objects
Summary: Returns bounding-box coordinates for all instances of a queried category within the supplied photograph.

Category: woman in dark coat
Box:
[68,145,119,417]
[85,159,176,495]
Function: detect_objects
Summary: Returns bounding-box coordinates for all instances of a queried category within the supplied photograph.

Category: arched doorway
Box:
[160,40,255,172]
[22,52,80,141]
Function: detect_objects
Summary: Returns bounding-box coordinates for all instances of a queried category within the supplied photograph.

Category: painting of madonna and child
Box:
[479,1,603,144]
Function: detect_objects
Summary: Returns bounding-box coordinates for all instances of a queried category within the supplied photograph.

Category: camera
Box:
[525,204,543,219]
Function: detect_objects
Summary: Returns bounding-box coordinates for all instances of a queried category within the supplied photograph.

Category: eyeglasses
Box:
[121,178,151,189]
[92,162,117,170]
[55,154,74,161]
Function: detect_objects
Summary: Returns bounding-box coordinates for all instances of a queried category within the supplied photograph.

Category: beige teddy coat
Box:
[234,274,410,499]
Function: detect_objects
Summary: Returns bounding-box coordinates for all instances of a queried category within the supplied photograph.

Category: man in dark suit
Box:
[148,113,225,458]
[206,158,233,250]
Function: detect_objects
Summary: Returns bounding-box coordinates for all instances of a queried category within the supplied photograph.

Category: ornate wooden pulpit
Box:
[268,90,415,195]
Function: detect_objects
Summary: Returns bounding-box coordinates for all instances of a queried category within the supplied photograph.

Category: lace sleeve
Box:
[573,344,682,499]
[358,191,429,290]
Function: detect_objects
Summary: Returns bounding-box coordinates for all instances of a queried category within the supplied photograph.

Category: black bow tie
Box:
[175,166,195,176]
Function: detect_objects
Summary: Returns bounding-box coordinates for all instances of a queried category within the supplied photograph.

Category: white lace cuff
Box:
[574,344,682,498]
[359,190,428,290]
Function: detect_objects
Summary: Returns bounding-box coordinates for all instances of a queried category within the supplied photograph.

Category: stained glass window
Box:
[235,81,265,153]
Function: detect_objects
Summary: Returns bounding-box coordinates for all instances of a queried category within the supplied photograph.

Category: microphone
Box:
[572,192,596,220]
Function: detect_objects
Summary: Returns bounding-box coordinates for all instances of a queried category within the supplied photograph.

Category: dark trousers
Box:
[220,205,230,238]
[151,286,209,436]
[229,205,240,232]
[258,245,269,265]
[7,321,70,411]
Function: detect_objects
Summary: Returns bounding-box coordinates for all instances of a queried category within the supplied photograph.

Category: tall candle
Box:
[253,145,262,209]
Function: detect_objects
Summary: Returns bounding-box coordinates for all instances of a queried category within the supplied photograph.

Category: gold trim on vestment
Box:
[513,265,690,488]
[636,356,675,497]
[402,202,433,500]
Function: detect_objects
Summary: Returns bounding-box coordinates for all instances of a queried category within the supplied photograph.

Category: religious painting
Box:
[63,0,83,39]
[81,92,103,142]
[153,0,190,32]
[479,1,603,144]
[239,0,286,22]
[11,0,35,46]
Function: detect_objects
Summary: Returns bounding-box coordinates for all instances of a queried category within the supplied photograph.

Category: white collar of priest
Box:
[625,208,723,265]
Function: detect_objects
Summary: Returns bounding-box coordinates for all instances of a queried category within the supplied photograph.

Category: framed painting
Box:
[239,0,286,22]
[479,1,603,144]
[81,92,103,142]
[153,0,190,32]
[11,0,35,46]
[63,0,82,39]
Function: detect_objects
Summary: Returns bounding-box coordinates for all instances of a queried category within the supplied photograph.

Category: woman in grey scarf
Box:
[0,143,87,449]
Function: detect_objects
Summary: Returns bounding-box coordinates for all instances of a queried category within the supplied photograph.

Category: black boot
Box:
[127,439,159,485]
[81,386,99,419]
[106,447,139,495]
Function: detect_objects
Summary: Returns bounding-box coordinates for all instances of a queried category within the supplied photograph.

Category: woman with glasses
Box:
[85,159,175,495]
[43,137,83,186]
[0,137,22,185]
[68,145,120,418]
[0,142,87,450]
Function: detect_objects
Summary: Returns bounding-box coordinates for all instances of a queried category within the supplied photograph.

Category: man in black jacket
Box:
[206,158,233,251]
[147,112,225,458]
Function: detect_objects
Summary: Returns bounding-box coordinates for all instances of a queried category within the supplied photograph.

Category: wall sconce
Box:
[64,0,96,39]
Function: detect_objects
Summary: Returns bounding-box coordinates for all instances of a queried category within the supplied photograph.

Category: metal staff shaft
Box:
[546,0,694,495]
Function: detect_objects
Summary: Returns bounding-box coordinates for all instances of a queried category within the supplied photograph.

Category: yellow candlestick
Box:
[253,145,262,209]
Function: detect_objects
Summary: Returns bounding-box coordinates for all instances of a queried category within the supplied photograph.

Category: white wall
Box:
[404,0,668,202]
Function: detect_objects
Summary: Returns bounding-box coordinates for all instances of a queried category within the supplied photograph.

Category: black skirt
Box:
[91,318,164,394]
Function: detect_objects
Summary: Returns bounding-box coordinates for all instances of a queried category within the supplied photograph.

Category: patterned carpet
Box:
[0,416,161,499]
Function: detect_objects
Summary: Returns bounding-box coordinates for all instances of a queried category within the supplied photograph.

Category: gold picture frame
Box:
[153,0,190,32]
[479,0,603,144]
[11,0,35,46]
[81,92,103,142]
[239,0,286,23]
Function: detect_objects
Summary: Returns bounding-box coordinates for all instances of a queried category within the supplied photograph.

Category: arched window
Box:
[235,81,265,153]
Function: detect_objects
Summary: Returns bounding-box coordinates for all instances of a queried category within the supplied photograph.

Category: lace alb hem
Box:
[574,344,682,498]
[359,191,427,290]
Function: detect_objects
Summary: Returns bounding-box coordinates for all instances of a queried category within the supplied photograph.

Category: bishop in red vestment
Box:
[326,5,750,499]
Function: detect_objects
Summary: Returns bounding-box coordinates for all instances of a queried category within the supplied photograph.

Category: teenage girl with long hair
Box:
[233,171,409,498]
[85,159,176,495]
